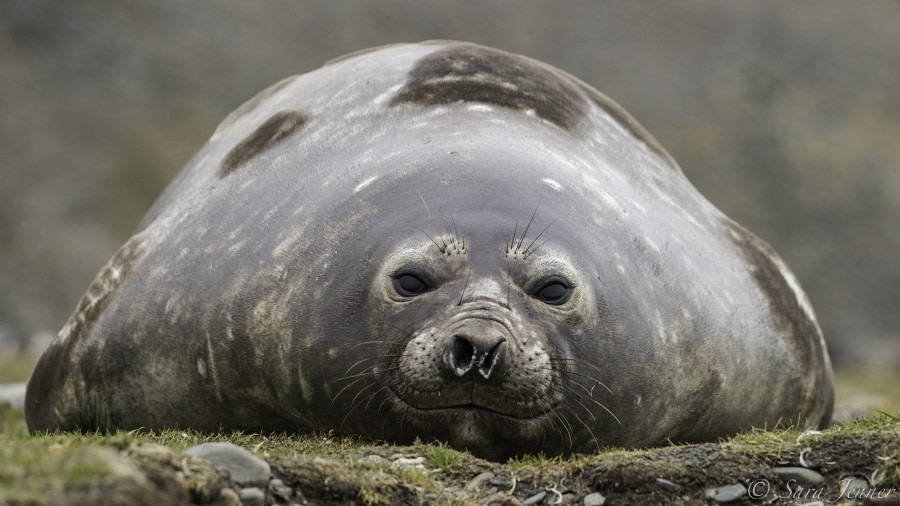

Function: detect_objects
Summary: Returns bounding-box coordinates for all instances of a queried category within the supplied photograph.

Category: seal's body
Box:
[26,41,833,460]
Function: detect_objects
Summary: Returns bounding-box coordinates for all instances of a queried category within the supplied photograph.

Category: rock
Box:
[655,478,677,492]
[485,492,524,505]
[184,442,270,488]
[217,488,241,506]
[0,383,26,410]
[704,483,746,503]
[125,442,227,504]
[522,490,547,505]
[772,466,825,487]
[465,471,495,491]
[840,477,870,498]
[238,487,265,506]
[583,491,606,505]
[489,474,510,488]
[268,477,293,501]
[391,456,427,469]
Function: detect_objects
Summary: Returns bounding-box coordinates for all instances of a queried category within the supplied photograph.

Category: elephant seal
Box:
[26,41,833,460]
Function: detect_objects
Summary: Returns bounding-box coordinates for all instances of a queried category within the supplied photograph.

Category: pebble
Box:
[485,492,524,505]
[489,474,510,488]
[391,456,427,469]
[237,487,265,506]
[583,491,606,505]
[772,466,825,487]
[704,483,746,503]
[655,478,677,492]
[522,490,547,505]
[268,478,293,501]
[464,471,495,491]
[184,442,271,488]
[217,488,241,506]
[840,477,869,496]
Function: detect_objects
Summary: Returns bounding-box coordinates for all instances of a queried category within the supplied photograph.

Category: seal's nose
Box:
[444,333,507,379]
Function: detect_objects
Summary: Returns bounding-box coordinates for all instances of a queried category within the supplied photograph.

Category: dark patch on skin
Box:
[391,44,587,130]
[578,83,682,173]
[213,76,297,136]
[218,110,308,178]
[723,219,831,425]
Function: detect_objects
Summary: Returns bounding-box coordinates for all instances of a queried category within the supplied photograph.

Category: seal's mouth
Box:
[421,403,560,421]
[387,386,558,421]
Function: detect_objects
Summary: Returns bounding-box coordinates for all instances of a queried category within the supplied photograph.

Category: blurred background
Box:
[0,1,897,405]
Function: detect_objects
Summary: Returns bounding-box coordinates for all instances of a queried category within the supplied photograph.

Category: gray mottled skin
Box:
[26,41,833,461]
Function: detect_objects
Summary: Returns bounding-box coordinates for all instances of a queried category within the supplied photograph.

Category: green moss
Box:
[0,437,133,502]
[388,465,435,489]
[419,441,465,473]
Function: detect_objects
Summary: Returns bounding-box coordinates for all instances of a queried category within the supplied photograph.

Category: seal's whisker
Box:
[570,387,622,427]
[377,395,391,417]
[362,385,389,412]
[516,199,542,251]
[411,225,443,252]
[529,372,619,428]
[345,339,388,349]
[550,358,615,396]
[522,235,557,259]
[344,355,401,376]
[330,373,371,405]
[508,217,519,252]
[458,268,471,306]
[417,191,448,251]
[439,209,455,249]
[343,357,375,376]
[544,372,615,398]
[347,380,380,412]
[384,322,414,338]
[544,365,615,398]
[546,402,574,449]
[523,218,559,256]
[339,381,380,429]
[449,213,461,248]
[333,366,399,383]
[562,388,599,423]
[560,404,601,454]
[536,400,564,447]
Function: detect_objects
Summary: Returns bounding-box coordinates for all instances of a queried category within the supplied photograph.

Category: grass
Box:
[419,440,465,473]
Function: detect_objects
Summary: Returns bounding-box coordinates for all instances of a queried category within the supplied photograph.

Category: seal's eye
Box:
[532,281,572,305]
[392,273,430,297]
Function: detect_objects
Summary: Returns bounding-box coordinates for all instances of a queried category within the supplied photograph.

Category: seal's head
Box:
[362,198,602,459]
[25,41,833,461]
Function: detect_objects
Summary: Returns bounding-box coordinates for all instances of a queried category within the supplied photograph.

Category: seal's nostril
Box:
[445,335,476,377]
[478,340,507,379]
